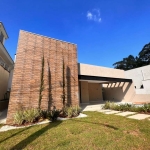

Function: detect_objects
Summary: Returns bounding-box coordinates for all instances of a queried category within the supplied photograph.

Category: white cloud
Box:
[87,11,93,20]
[86,9,102,23]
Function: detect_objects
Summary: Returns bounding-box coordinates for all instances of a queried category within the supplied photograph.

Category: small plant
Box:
[40,110,52,120]
[72,105,81,116]
[14,108,40,125]
[23,108,40,123]
[50,107,61,121]
[102,101,111,109]
[63,105,81,118]
[66,107,74,118]
[13,110,25,125]
[40,107,61,121]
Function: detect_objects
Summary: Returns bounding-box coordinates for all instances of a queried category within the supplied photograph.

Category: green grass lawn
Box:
[0,112,150,150]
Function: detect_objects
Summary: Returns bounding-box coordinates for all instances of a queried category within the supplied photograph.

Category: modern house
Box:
[0,22,14,111]
[6,30,150,124]
[125,65,150,102]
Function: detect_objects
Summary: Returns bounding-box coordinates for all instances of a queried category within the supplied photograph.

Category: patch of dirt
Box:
[123,130,140,136]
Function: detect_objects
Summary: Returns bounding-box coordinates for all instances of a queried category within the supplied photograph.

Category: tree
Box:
[113,55,136,70]
[113,42,150,70]
[138,42,150,66]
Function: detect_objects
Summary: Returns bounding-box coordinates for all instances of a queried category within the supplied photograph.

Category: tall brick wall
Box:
[7,30,79,124]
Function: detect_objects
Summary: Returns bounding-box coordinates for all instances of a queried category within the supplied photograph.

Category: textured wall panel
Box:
[7,30,79,124]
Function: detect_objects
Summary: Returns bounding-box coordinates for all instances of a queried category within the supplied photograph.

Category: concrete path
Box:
[104,110,121,114]
[81,103,104,111]
[0,109,7,124]
[81,104,150,120]
[127,114,150,120]
[116,111,136,116]
[98,109,112,113]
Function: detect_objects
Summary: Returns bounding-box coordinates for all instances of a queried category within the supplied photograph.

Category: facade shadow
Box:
[66,66,71,106]
[10,121,62,150]
[71,119,118,130]
[0,126,32,144]
[47,61,53,111]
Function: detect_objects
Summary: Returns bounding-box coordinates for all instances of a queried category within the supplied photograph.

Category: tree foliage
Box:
[113,42,150,70]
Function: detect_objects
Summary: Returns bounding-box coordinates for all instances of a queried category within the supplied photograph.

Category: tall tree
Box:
[113,42,150,70]
[138,42,150,66]
[113,55,136,70]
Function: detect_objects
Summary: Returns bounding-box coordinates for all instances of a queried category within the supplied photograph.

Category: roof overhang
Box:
[0,42,14,66]
[0,22,9,39]
[78,75,132,83]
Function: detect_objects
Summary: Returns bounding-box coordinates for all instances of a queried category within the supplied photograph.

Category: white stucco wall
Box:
[78,63,125,78]
[125,65,150,94]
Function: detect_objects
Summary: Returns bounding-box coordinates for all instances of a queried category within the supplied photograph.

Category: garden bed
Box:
[103,101,150,114]
[0,113,87,132]
[0,120,51,132]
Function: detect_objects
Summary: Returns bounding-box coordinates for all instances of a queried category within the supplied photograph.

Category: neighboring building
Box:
[0,22,14,112]
[6,30,150,124]
[0,22,14,100]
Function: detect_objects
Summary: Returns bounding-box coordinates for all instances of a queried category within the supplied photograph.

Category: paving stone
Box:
[116,111,136,116]
[98,109,112,113]
[104,110,121,114]
[83,108,100,111]
[82,106,101,111]
[127,114,150,120]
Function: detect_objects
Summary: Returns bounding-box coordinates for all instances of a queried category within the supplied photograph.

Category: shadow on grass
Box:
[0,126,32,144]
[71,119,118,130]
[10,121,62,150]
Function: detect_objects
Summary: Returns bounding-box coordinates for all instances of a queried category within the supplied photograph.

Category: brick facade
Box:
[7,30,79,124]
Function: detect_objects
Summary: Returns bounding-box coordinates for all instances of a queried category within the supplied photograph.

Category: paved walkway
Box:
[0,109,7,124]
[81,103,150,120]
[80,103,105,111]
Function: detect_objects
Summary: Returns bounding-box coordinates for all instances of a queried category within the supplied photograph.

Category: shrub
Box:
[40,110,51,119]
[14,108,40,125]
[13,110,24,125]
[103,101,111,109]
[63,105,81,118]
[72,105,81,117]
[23,108,40,123]
[143,104,150,113]
[40,108,61,121]
[50,108,61,121]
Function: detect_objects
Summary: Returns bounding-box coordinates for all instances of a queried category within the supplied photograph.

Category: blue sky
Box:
[1,0,150,67]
